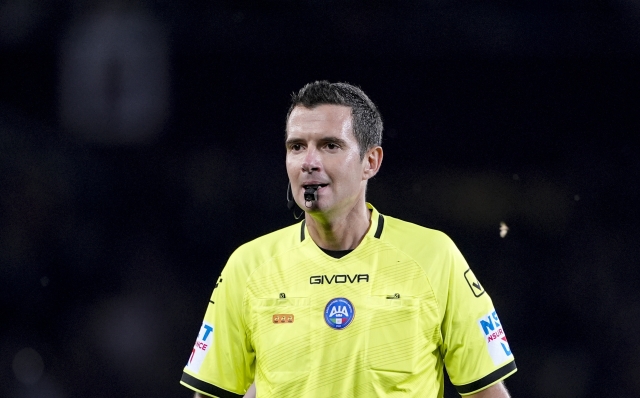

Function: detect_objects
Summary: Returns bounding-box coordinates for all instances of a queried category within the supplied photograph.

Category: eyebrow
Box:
[285,137,305,147]
[285,136,348,146]
[318,137,348,146]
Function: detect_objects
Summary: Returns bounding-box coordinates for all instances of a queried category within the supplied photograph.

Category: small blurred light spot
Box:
[574,195,580,201]
[499,221,509,238]
[40,276,50,287]
[512,174,519,180]
[12,347,44,385]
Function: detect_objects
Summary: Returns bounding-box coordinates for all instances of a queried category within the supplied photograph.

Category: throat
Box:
[305,206,372,251]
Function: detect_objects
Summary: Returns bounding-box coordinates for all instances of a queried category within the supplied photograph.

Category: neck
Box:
[305,201,371,251]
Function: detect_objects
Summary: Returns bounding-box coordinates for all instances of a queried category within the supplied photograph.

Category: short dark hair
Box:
[286,81,383,159]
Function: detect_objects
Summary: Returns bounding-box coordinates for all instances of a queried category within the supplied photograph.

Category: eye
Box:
[290,143,302,151]
[326,142,340,150]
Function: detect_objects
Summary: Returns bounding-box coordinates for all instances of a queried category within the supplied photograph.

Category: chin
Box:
[301,200,325,213]
[303,203,321,212]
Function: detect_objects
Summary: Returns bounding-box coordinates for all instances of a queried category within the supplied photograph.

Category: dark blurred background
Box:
[1,1,639,397]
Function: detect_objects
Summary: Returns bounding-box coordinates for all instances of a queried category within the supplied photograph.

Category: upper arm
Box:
[437,238,517,394]
[194,381,256,398]
[465,381,511,398]
[180,251,255,396]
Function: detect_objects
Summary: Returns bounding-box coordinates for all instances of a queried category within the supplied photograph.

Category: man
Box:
[180,81,517,397]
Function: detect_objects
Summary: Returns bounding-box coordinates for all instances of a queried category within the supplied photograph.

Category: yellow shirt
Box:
[181,204,516,397]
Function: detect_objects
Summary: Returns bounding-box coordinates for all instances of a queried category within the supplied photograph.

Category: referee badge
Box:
[324,298,355,329]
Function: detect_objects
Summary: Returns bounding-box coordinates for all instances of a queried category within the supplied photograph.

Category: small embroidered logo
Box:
[272,314,294,323]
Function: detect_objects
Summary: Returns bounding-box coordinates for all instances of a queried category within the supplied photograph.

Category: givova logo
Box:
[478,310,513,365]
[186,322,214,373]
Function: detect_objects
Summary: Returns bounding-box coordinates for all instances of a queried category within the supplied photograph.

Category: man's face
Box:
[286,104,368,216]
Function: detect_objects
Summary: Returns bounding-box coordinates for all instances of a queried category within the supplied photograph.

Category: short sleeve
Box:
[180,251,255,398]
[439,240,517,395]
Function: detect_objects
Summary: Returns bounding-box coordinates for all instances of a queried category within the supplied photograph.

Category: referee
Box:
[180,81,517,397]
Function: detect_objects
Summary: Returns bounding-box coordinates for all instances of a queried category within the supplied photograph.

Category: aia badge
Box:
[324,297,355,330]
[478,310,513,365]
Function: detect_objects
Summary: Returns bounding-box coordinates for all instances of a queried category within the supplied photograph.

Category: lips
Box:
[302,184,328,189]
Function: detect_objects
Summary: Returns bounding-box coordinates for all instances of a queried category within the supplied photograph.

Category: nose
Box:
[301,148,320,173]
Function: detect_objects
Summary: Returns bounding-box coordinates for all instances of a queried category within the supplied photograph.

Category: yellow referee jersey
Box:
[181,204,516,397]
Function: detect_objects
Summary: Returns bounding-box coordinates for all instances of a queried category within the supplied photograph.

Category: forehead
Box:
[286,104,353,138]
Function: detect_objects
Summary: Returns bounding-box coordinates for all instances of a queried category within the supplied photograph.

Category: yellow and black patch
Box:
[464,268,485,297]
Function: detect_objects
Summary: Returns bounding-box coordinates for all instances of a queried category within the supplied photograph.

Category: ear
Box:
[362,146,383,181]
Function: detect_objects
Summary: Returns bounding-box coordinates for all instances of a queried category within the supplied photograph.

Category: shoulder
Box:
[381,214,457,255]
[217,222,303,291]
[379,214,467,283]
[379,214,473,311]
[227,222,303,271]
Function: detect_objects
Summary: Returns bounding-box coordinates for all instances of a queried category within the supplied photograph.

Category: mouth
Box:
[302,184,328,203]
[302,184,328,190]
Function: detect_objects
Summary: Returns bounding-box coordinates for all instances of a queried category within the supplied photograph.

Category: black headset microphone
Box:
[287,182,319,219]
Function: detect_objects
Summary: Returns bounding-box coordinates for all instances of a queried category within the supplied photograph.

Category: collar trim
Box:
[299,203,384,242]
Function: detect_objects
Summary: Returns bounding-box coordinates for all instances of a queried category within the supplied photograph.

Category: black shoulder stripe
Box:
[455,360,517,394]
[300,220,306,241]
[374,214,384,239]
[180,372,244,398]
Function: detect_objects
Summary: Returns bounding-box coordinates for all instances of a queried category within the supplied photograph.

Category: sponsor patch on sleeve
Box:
[185,322,214,373]
[477,310,513,365]
[464,268,485,297]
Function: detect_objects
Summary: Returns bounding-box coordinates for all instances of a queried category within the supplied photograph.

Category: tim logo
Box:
[186,322,213,373]
[324,298,355,330]
[478,310,513,365]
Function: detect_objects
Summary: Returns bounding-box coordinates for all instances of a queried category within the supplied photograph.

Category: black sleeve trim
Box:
[455,360,517,394]
[373,214,384,239]
[180,372,243,398]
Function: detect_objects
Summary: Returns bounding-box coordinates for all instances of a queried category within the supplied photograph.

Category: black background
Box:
[1,1,639,397]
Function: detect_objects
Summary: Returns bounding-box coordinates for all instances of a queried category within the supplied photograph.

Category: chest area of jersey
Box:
[247,251,438,331]
[249,248,430,299]
[247,253,440,376]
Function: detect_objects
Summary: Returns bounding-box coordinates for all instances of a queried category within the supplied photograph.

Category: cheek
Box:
[336,158,366,187]
[343,151,360,164]
[344,153,366,179]
[285,157,296,176]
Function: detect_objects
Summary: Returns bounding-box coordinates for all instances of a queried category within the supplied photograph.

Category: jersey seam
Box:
[373,226,443,337]
[241,221,309,335]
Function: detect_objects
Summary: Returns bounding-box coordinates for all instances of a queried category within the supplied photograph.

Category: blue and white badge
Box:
[324,298,355,329]
[478,310,513,365]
